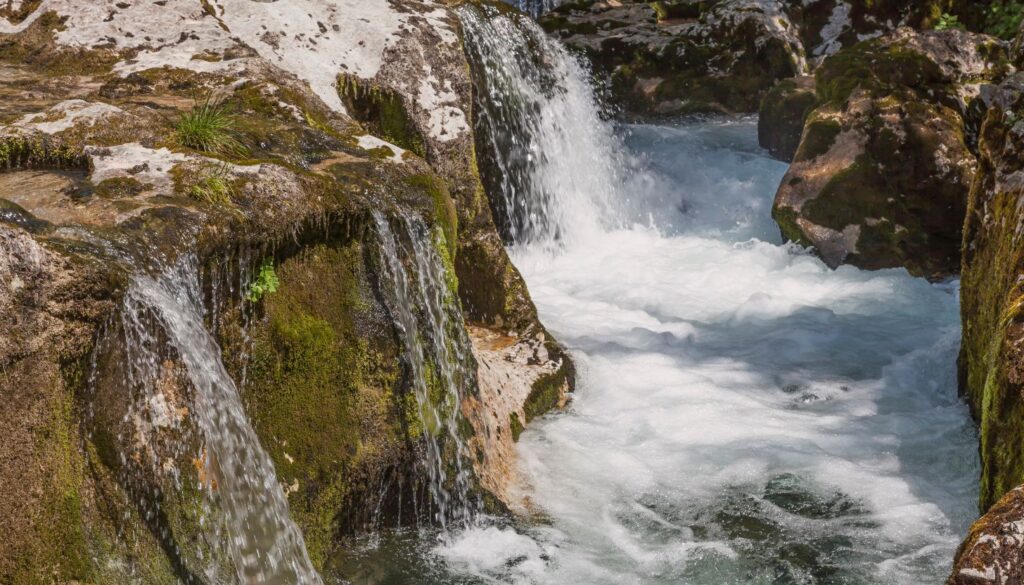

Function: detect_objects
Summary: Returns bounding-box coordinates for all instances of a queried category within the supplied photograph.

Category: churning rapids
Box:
[333,6,981,585]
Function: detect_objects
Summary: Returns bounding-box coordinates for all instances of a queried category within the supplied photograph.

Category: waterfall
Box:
[502,0,562,17]
[458,4,629,247]
[372,212,477,530]
[119,258,322,585]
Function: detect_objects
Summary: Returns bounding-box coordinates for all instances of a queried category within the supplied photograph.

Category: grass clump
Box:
[188,162,234,204]
[176,95,247,157]
[247,260,280,302]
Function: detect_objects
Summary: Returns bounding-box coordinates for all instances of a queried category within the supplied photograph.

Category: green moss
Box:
[244,242,404,564]
[406,173,458,263]
[793,117,841,163]
[94,176,148,199]
[960,108,1024,509]
[337,74,426,158]
[0,134,86,170]
[815,40,942,106]
[10,386,92,584]
[524,361,570,423]
[772,205,811,246]
[509,412,525,442]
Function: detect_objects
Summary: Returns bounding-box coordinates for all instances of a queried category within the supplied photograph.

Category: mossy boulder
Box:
[758,75,817,161]
[772,27,1010,278]
[539,0,806,116]
[959,72,1024,513]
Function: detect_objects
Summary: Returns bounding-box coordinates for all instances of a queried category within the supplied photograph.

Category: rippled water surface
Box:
[333,118,979,584]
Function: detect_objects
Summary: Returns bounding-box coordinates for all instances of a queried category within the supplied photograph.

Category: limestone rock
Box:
[758,75,817,161]
[772,27,1011,278]
[539,0,806,116]
[949,486,1024,584]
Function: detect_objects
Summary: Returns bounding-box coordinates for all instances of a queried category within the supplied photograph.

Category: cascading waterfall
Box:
[118,258,322,585]
[458,4,626,247]
[372,211,477,530]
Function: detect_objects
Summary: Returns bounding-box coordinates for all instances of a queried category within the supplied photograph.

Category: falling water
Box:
[119,258,322,585]
[459,4,626,246]
[502,0,562,17]
[373,212,477,529]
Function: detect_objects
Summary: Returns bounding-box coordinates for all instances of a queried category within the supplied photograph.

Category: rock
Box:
[758,75,817,161]
[464,326,572,512]
[539,0,806,116]
[772,27,1011,278]
[959,72,1024,512]
[0,0,572,580]
[949,486,1024,584]
[783,0,957,63]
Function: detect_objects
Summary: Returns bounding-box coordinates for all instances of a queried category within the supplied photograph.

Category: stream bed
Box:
[333,118,979,585]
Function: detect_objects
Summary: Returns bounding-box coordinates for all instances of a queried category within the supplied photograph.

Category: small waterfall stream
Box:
[118,258,322,585]
[459,4,623,246]
[373,212,477,529]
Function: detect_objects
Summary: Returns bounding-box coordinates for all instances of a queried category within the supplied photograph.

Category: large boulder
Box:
[538,0,806,116]
[772,27,1011,278]
[959,72,1024,513]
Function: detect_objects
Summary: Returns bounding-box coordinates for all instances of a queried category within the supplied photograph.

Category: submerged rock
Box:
[772,27,1011,278]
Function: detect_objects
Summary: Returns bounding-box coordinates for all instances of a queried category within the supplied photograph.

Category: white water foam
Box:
[428,118,979,585]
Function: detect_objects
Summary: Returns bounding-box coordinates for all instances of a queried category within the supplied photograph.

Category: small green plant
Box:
[934,13,964,31]
[176,95,247,156]
[246,260,280,302]
[188,162,234,204]
[985,1,1024,39]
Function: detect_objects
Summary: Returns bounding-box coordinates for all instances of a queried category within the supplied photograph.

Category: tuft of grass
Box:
[247,260,280,302]
[188,162,234,204]
[176,95,247,157]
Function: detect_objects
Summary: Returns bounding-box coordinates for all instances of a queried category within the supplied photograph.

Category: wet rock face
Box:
[538,0,806,116]
[0,0,571,580]
[959,72,1024,513]
[772,27,1011,279]
[950,486,1024,584]
[758,75,816,161]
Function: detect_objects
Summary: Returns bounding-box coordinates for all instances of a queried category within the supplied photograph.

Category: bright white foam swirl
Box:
[427,119,979,585]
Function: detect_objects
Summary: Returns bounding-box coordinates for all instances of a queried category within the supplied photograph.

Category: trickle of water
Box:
[373,211,477,530]
[120,258,322,585]
[459,4,628,247]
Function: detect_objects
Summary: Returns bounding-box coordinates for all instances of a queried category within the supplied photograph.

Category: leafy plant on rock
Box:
[247,260,280,302]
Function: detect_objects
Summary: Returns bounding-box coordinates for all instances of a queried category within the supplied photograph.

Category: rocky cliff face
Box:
[0,1,571,582]
[958,71,1024,515]
[772,27,1010,278]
